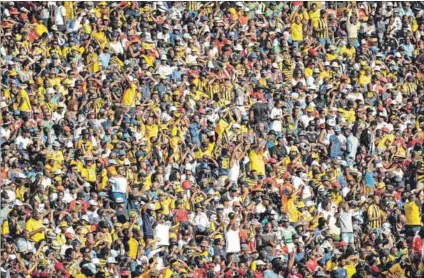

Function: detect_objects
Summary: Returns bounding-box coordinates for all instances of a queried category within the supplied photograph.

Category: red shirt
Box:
[254,270,264,278]
[173,209,189,223]
[68,199,88,211]
[412,235,423,255]
[193,268,207,278]
[306,258,319,272]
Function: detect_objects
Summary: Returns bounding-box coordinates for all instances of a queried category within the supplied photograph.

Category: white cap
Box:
[327,119,336,127]
[291,92,299,100]
[147,203,156,210]
[81,215,89,222]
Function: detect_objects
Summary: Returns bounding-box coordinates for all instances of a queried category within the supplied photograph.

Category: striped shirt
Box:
[417,159,424,183]
[313,17,329,39]
[367,204,383,229]
[187,1,201,11]
[281,63,294,82]
[403,82,417,95]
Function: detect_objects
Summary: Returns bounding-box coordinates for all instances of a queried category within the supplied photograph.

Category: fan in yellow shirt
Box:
[35,20,48,36]
[121,81,138,108]
[25,211,46,243]
[308,3,321,24]
[290,16,303,43]
[340,44,356,60]
[17,88,32,113]
[249,143,266,176]
[359,68,372,86]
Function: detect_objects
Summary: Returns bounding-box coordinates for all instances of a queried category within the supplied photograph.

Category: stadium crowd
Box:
[1,1,424,277]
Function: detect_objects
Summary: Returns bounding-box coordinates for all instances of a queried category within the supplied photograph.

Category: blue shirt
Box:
[364,170,375,187]
[329,134,343,159]
[264,270,284,278]
[99,53,111,68]
[401,43,414,58]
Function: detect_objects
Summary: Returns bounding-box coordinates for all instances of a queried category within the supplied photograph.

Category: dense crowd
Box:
[1,1,424,277]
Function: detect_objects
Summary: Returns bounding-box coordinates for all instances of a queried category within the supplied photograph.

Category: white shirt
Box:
[52,111,65,124]
[270,107,282,132]
[60,244,73,256]
[300,114,314,128]
[87,210,100,224]
[54,5,66,26]
[190,212,209,231]
[15,136,32,149]
[154,222,171,247]
[0,127,11,145]
[225,229,241,253]
[110,176,128,194]
[157,65,173,76]
[109,41,124,55]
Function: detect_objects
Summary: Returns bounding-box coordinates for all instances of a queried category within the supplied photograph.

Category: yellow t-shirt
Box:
[48,77,62,87]
[157,198,173,215]
[81,164,97,183]
[141,55,155,67]
[341,46,355,60]
[46,150,64,166]
[122,83,137,107]
[291,22,303,41]
[64,1,75,19]
[163,268,174,278]
[35,23,48,36]
[127,237,139,259]
[25,218,45,242]
[2,220,22,236]
[195,143,215,160]
[345,263,356,278]
[337,108,356,124]
[327,53,338,61]
[308,9,321,23]
[87,53,100,73]
[404,201,421,226]
[92,31,108,49]
[145,124,159,140]
[17,89,32,112]
[359,74,371,86]
[249,150,265,176]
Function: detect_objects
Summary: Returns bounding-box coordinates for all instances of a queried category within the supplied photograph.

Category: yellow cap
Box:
[214,234,223,239]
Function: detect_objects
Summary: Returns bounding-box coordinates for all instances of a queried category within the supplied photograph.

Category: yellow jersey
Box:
[404,201,421,226]
[122,83,137,107]
[25,218,45,242]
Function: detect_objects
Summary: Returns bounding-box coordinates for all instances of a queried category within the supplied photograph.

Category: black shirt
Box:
[250,102,269,124]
